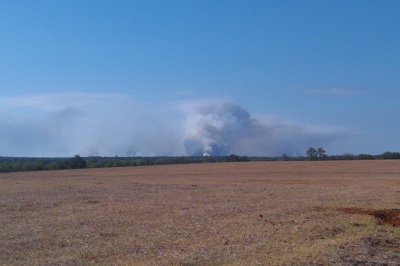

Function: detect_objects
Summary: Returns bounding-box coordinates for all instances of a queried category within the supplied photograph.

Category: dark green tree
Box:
[379,152,400,160]
[316,148,327,160]
[227,154,249,162]
[306,147,317,160]
[67,155,86,169]
[280,154,289,161]
[356,154,375,160]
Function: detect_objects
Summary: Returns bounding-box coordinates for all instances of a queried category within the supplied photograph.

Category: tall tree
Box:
[67,155,86,169]
[306,147,317,160]
[317,148,327,159]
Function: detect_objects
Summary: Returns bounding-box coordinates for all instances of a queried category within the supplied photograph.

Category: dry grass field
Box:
[1,160,400,265]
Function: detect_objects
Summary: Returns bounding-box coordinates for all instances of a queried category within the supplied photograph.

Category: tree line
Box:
[0,149,399,173]
[0,155,241,173]
[281,148,400,161]
[0,155,87,172]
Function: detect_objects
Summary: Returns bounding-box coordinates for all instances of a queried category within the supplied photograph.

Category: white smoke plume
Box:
[0,93,185,157]
[182,100,349,156]
[0,93,351,157]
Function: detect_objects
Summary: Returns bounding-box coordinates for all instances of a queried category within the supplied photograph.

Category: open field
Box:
[1,160,400,265]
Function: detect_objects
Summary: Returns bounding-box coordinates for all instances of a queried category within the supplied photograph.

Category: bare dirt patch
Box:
[339,208,400,227]
[1,160,400,265]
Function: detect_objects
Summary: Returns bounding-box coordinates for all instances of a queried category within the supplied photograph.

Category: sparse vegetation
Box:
[1,160,400,265]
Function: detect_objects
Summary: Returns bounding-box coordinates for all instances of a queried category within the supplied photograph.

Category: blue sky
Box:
[0,1,399,157]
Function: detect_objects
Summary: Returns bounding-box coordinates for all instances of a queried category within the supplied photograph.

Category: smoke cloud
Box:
[0,93,350,157]
[182,100,349,156]
[0,93,185,157]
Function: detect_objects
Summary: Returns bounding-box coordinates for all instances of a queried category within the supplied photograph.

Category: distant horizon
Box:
[1,150,399,159]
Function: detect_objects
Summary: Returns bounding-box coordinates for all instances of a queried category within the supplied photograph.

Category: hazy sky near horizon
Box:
[0,1,399,157]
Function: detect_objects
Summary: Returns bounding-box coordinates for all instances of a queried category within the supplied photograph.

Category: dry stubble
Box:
[1,160,400,265]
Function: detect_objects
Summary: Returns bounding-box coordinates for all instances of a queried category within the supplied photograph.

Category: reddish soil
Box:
[1,160,400,265]
[338,208,400,227]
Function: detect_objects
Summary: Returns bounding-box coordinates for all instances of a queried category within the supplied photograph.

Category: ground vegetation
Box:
[1,161,400,264]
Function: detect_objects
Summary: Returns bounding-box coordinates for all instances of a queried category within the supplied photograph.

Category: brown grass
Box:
[1,160,400,265]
